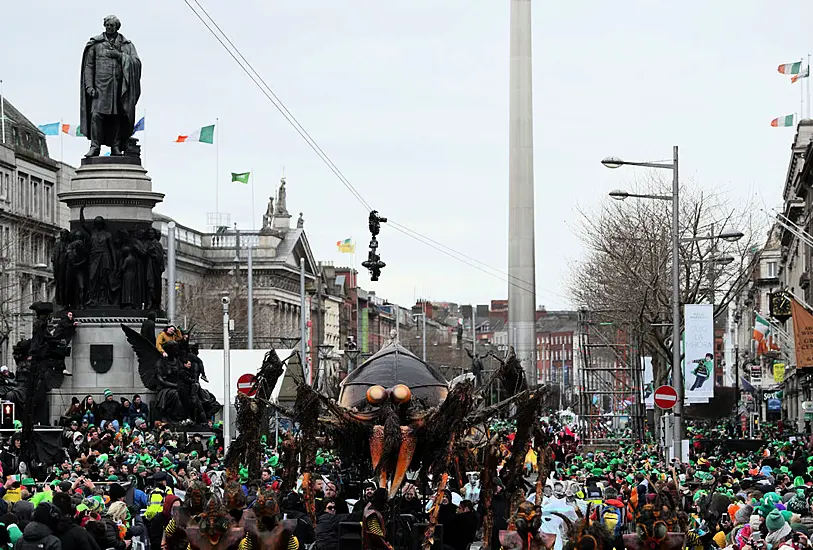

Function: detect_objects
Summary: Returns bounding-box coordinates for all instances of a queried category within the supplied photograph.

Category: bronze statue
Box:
[80,15,142,157]
[142,228,165,310]
[65,231,88,309]
[51,230,72,306]
[121,324,221,424]
[79,205,116,307]
[297,213,304,228]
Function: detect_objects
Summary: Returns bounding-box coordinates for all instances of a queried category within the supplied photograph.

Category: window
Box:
[44,184,52,221]
[3,174,8,201]
[32,180,39,219]
[767,261,778,278]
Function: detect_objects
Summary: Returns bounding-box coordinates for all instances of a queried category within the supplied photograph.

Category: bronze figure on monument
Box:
[80,15,142,157]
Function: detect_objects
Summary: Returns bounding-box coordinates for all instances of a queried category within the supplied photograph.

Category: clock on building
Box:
[769,290,792,323]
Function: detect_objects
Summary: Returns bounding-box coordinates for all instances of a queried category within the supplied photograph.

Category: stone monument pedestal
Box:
[50,154,165,424]
[58,155,164,231]
[48,316,156,424]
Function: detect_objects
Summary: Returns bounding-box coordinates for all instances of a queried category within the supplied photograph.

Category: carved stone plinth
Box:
[58,156,164,230]
[47,319,156,424]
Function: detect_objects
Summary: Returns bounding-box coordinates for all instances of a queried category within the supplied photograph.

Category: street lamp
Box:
[683,256,736,265]
[317,344,334,391]
[602,145,683,460]
[681,231,744,244]
[412,313,427,361]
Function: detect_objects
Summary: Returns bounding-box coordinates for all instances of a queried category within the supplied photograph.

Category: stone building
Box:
[0,99,71,365]
[154,207,318,351]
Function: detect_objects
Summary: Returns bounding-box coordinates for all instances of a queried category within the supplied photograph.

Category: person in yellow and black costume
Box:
[363,488,392,550]
[237,486,300,550]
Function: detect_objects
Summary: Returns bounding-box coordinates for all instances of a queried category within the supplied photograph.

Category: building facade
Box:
[0,99,71,365]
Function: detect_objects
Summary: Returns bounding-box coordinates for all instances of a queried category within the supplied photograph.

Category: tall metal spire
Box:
[507,0,538,388]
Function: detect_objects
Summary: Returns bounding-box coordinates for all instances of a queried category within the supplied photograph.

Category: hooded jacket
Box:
[149,494,180,549]
[15,521,61,550]
[56,516,102,550]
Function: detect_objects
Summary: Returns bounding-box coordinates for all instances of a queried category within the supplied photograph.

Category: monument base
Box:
[48,319,154,425]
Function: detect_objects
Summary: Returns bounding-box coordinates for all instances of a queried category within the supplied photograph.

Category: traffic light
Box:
[1,403,14,428]
[368,211,387,236]
[363,211,387,281]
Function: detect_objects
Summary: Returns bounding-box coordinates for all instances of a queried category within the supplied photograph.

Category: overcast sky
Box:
[3,1,811,311]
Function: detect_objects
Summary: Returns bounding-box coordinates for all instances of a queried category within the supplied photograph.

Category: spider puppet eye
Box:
[391,384,412,404]
[366,385,388,404]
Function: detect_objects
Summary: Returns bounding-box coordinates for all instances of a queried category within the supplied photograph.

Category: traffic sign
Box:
[653,385,678,410]
[237,373,256,396]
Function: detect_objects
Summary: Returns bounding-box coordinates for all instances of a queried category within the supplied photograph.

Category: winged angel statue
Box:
[121,324,221,424]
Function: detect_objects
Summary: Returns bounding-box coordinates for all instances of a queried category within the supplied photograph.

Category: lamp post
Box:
[221,294,231,450]
[413,313,427,361]
[604,150,745,460]
[247,245,254,350]
[603,146,682,459]
[344,349,360,375]
[317,344,334,392]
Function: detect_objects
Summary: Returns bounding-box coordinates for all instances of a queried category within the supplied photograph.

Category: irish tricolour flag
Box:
[175,124,215,144]
[753,312,771,354]
[778,61,803,75]
[771,114,795,127]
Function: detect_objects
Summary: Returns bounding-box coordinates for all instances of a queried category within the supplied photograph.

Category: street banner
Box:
[773,362,786,383]
[791,298,813,368]
[684,304,714,402]
[642,357,654,409]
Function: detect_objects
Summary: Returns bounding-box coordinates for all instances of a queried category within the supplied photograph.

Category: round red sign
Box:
[653,385,678,410]
[237,373,256,396]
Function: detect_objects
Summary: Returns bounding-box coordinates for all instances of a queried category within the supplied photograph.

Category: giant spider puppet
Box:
[121,324,221,423]
[227,342,556,550]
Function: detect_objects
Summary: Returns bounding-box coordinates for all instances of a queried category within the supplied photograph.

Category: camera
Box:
[221,296,230,305]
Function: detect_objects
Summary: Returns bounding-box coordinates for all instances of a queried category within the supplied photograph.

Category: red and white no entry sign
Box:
[237,373,257,396]
[653,385,678,410]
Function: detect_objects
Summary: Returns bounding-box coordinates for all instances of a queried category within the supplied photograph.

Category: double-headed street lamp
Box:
[602,146,683,459]
[602,147,743,461]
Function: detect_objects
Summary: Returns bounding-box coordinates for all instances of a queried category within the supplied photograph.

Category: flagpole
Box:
[808,54,811,119]
[59,118,64,163]
[802,58,805,120]
[215,117,220,219]
[142,109,147,165]
[251,167,256,229]
[0,80,5,144]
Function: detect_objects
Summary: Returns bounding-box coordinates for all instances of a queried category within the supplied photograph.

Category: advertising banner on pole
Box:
[684,304,714,402]
[642,356,654,409]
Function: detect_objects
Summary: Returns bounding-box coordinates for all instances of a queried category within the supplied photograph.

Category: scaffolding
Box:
[577,309,646,446]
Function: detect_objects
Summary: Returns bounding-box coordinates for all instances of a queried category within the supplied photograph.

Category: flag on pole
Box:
[778,61,803,75]
[133,116,145,132]
[771,114,795,127]
[175,124,215,144]
[753,312,771,354]
[61,124,83,137]
[792,66,810,84]
[37,123,60,135]
[336,238,355,253]
[231,172,250,184]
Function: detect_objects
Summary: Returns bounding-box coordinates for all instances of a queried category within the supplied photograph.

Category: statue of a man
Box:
[262,197,274,228]
[80,15,142,157]
[275,177,288,215]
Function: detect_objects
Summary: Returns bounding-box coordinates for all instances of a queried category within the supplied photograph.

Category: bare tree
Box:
[569,175,763,424]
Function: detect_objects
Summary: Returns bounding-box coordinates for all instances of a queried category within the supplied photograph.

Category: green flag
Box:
[231,172,250,184]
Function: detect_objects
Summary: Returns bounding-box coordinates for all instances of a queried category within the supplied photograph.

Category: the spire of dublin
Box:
[507,0,537,388]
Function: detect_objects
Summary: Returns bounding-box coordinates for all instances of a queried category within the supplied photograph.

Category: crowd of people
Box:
[1,392,813,550]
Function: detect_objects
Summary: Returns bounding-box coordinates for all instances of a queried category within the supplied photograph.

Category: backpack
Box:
[600,505,624,537]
